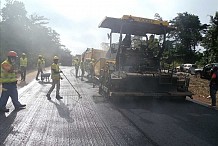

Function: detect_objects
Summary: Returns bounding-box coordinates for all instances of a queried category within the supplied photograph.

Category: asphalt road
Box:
[0,66,218,146]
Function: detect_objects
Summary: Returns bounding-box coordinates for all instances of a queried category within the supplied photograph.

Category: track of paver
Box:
[0,66,152,146]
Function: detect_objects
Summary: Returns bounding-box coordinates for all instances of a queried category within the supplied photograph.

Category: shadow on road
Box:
[49,100,74,123]
[0,110,18,145]
[17,81,28,87]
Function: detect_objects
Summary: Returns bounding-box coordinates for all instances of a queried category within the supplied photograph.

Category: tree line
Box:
[164,11,218,66]
[0,0,217,69]
[0,0,72,69]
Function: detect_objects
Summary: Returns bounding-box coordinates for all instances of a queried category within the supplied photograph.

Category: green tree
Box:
[170,12,205,63]
[0,0,72,68]
[202,11,218,62]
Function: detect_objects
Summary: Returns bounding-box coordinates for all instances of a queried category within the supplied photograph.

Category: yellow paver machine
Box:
[97,15,192,100]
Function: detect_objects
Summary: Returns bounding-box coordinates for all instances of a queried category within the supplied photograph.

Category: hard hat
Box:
[22,53,26,56]
[7,51,17,57]
[38,55,42,58]
[53,56,59,60]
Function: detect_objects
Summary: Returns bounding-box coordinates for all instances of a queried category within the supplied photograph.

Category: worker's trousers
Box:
[0,82,22,108]
[20,66,26,81]
[75,66,79,78]
[47,80,60,96]
[210,84,218,106]
[36,68,43,80]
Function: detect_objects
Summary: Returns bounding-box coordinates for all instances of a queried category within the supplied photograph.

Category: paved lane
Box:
[114,97,218,146]
[0,66,153,146]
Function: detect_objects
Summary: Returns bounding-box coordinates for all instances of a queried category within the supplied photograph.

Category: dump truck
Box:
[97,15,192,100]
[81,48,107,80]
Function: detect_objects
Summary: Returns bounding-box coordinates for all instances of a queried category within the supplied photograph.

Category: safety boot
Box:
[15,104,26,110]
[0,107,9,112]
[46,94,51,100]
[56,95,63,100]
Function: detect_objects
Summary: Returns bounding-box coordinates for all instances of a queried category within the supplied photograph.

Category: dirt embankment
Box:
[189,75,218,106]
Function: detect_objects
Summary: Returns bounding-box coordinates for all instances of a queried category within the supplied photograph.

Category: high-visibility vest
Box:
[1,60,17,83]
[80,62,85,69]
[74,60,79,68]
[37,59,43,68]
[20,57,27,67]
[51,63,60,80]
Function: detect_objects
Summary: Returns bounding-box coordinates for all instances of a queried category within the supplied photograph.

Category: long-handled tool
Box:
[61,71,82,98]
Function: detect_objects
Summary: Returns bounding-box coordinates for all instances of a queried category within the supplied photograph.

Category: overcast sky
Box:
[2,0,218,55]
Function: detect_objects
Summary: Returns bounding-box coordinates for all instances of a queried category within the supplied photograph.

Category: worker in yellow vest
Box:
[80,59,85,81]
[46,56,63,100]
[20,53,28,81]
[73,58,80,78]
[36,55,44,80]
[0,51,26,112]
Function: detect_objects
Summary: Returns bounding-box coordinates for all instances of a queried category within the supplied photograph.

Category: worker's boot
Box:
[56,95,63,100]
[0,107,9,112]
[15,104,26,110]
[46,94,51,100]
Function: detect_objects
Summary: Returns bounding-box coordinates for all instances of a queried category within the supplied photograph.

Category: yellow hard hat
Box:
[53,56,59,60]
[22,53,26,56]
[38,55,42,58]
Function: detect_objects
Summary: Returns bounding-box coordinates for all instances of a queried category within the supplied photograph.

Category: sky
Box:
[2,0,218,55]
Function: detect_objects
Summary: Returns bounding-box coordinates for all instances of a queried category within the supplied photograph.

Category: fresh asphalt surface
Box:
[0,66,217,146]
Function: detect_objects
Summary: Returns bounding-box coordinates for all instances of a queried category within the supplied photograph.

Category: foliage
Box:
[169,12,206,63]
[0,0,72,69]
[201,11,218,63]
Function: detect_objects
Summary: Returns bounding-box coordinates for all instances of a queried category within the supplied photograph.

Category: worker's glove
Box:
[59,70,63,73]
[60,77,63,80]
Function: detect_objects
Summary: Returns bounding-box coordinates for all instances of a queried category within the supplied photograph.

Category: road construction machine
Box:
[97,15,192,100]
[81,48,107,79]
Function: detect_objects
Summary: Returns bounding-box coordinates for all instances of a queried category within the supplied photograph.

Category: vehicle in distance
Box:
[195,63,218,79]
[176,64,197,74]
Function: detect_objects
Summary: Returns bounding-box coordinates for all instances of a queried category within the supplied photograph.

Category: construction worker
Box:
[42,57,46,71]
[0,51,26,112]
[46,56,63,100]
[209,66,218,107]
[89,59,95,80]
[74,58,80,78]
[80,58,85,81]
[19,53,27,81]
[36,55,44,80]
[147,35,159,56]
[122,34,131,47]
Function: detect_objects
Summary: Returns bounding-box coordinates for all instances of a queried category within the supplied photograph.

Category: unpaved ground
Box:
[189,75,218,106]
